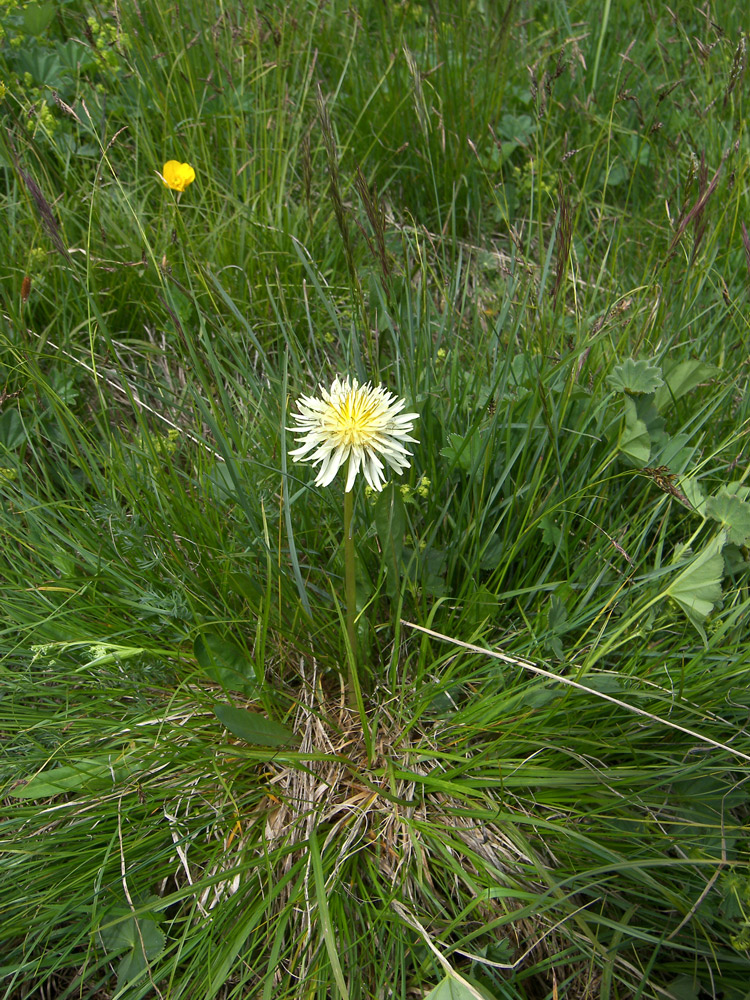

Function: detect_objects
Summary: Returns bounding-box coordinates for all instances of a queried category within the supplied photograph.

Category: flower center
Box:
[336,391,376,444]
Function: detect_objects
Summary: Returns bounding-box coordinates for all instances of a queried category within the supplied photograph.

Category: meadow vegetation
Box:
[2,1,750,998]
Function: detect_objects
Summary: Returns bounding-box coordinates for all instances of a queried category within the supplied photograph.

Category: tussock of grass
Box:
[2,2,750,999]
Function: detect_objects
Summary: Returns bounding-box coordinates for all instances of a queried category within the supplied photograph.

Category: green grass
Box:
[2,2,750,998]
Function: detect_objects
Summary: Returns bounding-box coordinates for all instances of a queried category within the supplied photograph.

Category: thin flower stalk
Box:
[290,376,418,703]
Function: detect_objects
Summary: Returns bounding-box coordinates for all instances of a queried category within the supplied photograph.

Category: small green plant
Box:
[289,375,418,703]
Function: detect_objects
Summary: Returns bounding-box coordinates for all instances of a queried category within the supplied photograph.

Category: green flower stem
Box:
[343,486,357,703]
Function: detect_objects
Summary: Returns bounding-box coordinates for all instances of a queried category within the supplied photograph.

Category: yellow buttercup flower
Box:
[289,376,418,492]
[161,160,195,192]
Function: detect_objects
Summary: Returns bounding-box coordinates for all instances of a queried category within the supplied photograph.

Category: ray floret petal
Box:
[289,376,419,492]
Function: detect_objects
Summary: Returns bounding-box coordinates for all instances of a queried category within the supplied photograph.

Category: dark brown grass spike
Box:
[353,166,391,286]
[6,132,72,264]
[665,148,727,263]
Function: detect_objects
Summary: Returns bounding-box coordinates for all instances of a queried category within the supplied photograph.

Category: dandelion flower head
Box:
[289,376,418,492]
[161,160,196,192]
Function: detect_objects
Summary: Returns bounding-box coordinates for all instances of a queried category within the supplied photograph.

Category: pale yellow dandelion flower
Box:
[289,376,418,492]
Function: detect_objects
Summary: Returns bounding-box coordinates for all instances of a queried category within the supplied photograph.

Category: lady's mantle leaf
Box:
[607,359,664,395]
[665,532,725,640]
[705,492,750,546]
[619,415,651,464]
[653,359,720,409]
[99,901,165,992]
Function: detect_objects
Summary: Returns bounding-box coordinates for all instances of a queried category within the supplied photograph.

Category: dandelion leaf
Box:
[705,493,750,546]
[665,531,725,638]
[195,631,256,695]
[10,756,140,800]
[213,703,299,748]
[607,358,664,395]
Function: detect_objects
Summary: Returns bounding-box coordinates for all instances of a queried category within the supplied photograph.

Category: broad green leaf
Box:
[58,39,99,76]
[616,396,656,465]
[502,683,565,712]
[464,584,500,629]
[651,431,690,468]
[705,492,750,546]
[722,482,750,501]
[723,543,749,575]
[195,631,256,694]
[544,593,568,658]
[540,514,562,549]
[423,974,490,1000]
[401,545,447,598]
[497,112,536,144]
[581,674,625,694]
[720,871,750,920]
[547,593,568,633]
[22,2,56,35]
[671,774,749,813]
[100,902,165,992]
[714,982,750,1000]
[603,158,629,187]
[520,686,565,709]
[654,360,720,410]
[607,359,664,395]
[213,703,299,747]
[479,536,504,570]
[440,430,485,473]
[664,975,701,1000]
[665,531,725,639]
[226,572,263,602]
[100,909,164,958]
[619,415,650,464]
[630,394,666,445]
[429,685,466,715]
[680,475,707,515]
[10,756,140,800]
[0,409,27,450]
